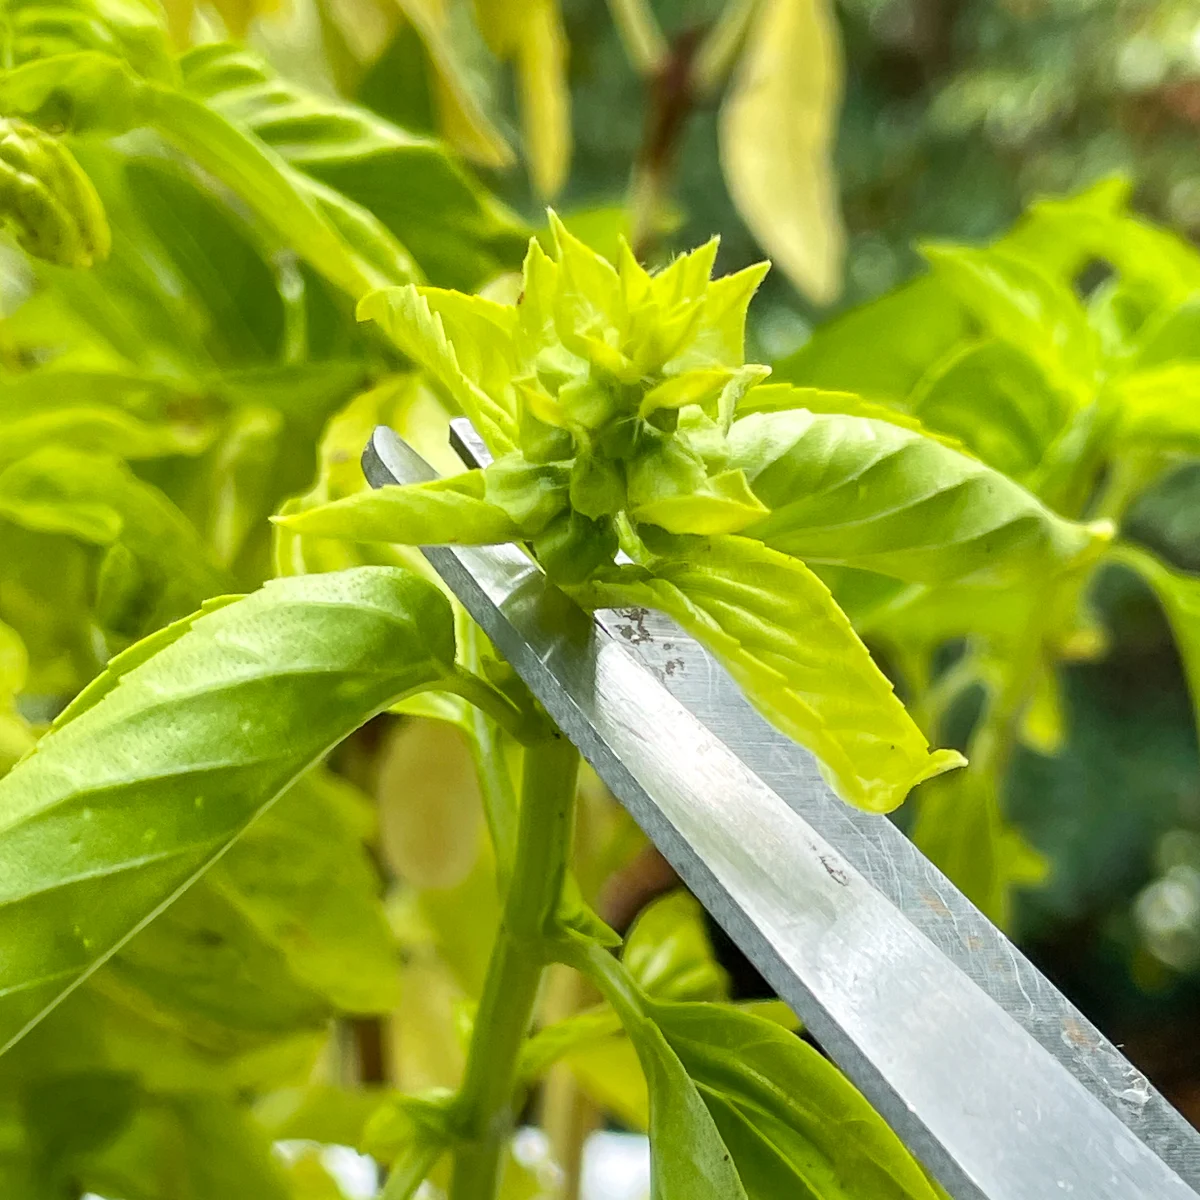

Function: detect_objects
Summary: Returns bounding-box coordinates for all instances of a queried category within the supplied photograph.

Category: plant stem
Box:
[692,0,761,99]
[607,0,668,75]
[449,733,581,1200]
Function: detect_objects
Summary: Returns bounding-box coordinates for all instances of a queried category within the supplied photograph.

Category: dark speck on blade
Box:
[820,855,849,886]
[615,607,652,644]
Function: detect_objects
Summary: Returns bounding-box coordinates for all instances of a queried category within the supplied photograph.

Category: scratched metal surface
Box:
[366,423,1200,1199]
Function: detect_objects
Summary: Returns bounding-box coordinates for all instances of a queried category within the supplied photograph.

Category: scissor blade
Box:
[364,423,1199,1200]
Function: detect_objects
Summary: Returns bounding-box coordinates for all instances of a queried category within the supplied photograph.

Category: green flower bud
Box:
[0,119,110,268]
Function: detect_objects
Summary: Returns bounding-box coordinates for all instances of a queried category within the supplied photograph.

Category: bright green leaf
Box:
[0,566,456,1053]
[729,409,1108,584]
[276,472,524,545]
[624,890,729,1002]
[921,244,1097,400]
[650,1001,942,1200]
[579,537,964,812]
[909,340,1070,478]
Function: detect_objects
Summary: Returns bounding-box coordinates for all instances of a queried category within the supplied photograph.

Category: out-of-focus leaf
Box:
[180,43,528,290]
[922,244,1097,401]
[393,0,513,170]
[209,767,399,1013]
[0,566,456,1053]
[0,448,226,630]
[0,524,98,696]
[86,1090,292,1200]
[910,340,1069,478]
[1117,545,1200,756]
[729,409,1107,584]
[581,537,963,812]
[650,1001,941,1200]
[0,623,34,777]
[376,716,483,889]
[911,770,1047,930]
[718,0,844,304]
[205,405,283,570]
[517,2,571,199]
[623,891,728,1003]
[0,399,212,469]
[1111,364,1200,455]
[772,277,969,401]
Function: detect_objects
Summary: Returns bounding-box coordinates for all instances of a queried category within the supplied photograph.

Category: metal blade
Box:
[364,423,1200,1200]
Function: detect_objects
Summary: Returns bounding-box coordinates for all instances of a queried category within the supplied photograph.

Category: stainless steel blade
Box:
[364,422,1200,1200]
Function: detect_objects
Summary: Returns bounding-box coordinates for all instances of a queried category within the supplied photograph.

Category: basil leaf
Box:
[773,276,968,401]
[358,285,519,453]
[580,537,963,812]
[623,890,729,1002]
[911,772,1048,930]
[729,409,1105,584]
[650,1001,941,1200]
[921,244,1097,400]
[910,340,1070,478]
[0,623,33,777]
[0,566,456,1053]
[1112,364,1200,454]
[276,472,524,546]
[626,1014,749,1200]
[1115,545,1200,755]
[178,43,528,291]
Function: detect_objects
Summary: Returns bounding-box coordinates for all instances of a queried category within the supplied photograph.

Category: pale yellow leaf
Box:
[376,717,483,889]
[718,0,845,304]
[394,0,515,169]
[517,0,571,198]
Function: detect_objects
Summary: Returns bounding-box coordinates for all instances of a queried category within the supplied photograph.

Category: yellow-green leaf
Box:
[718,0,845,304]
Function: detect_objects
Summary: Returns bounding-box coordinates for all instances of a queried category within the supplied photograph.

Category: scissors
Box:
[364,420,1200,1200]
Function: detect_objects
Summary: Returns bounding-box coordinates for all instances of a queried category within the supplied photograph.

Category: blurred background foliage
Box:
[4,0,1200,1188]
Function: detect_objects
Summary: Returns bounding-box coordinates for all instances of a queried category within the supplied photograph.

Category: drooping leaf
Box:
[729,409,1107,584]
[392,0,514,171]
[179,43,528,290]
[718,0,844,304]
[579,537,963,812]
[620,1011,748,1200]
[0,566,456,1053]
[650,1001,941,1200]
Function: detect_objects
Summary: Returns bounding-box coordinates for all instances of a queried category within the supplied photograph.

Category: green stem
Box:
[449,734,581,1200]
[440,665,550,746]
[606,0,668,74]
[692,0,761,98]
